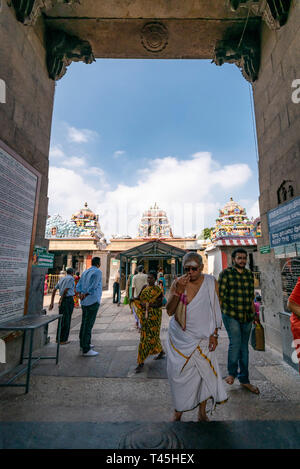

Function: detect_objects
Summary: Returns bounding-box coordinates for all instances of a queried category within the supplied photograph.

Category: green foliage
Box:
[200,227,213,240]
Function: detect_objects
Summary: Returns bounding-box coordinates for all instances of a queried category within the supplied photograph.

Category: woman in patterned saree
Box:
[135,270,165,373]
[73,272,81,308]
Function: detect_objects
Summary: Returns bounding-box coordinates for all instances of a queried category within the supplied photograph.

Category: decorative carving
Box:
[212,33,260,82]
[118,424,185,449]
[46,29,95,81]
[229,0,292,30]
[12,0,80,26]
[277,180,295,204]
[141,22,168,53]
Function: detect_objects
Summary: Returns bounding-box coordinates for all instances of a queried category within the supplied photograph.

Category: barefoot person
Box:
[218,248,259,394]
[166,253,227,422]
[134,271,165,373]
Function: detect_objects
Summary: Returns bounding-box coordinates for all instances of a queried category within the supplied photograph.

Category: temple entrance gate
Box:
[0,0,299,371]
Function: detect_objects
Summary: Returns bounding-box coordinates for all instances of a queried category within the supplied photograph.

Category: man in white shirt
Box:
[132,265,148,299]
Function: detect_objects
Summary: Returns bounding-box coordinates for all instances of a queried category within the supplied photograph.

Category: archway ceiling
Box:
[45,0,259,59]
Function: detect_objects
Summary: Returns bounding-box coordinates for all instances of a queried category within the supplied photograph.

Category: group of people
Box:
[129,248,262,422]
[48,249,300,422]
[49,257,102,356]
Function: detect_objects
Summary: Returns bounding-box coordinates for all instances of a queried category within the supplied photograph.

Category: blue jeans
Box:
[222,314,253,384]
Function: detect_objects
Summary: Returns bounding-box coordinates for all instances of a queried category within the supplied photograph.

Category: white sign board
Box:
[0,143,39,322]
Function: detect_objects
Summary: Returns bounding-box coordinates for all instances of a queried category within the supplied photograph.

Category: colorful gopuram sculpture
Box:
[211,198,255,241]
[138,203,173,239]
[46,202,106,247]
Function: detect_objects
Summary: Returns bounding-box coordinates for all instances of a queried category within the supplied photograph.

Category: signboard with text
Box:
[32,247,54,268]
[267,196,300,248]
[0,140,41,322]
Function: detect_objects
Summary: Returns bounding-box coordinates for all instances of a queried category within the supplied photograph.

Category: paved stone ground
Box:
[1,292,300,448]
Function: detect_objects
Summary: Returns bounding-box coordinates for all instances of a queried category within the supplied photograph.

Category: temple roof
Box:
[71,202,98,221]
[211,197,255,241]
[138,203,173,238]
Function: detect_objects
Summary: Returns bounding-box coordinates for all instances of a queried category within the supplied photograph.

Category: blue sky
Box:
[48,59,259,238]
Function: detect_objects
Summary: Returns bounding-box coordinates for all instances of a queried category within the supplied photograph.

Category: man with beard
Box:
[218,248,259,394]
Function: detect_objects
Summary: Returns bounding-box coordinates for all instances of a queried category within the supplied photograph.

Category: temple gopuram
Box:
[138,203,173,238]
[46,203,109,286]
[205,198,260,284]
[106,203,204,290]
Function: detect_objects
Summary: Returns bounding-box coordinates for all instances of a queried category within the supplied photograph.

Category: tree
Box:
[200,227,213,240]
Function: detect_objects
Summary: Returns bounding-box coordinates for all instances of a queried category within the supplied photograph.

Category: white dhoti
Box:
[166,274,228,413]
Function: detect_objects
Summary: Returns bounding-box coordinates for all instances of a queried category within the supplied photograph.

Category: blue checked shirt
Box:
[55,274,75,297]
[76,266,102,306]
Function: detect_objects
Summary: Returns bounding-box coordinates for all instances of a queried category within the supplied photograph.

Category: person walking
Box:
[166,252,227,422]
[49,267,75,345]
[218,248,259,394]
[158,271,167,306]
[126,268,138,311]
[76,257,102,357]
[131,265,148,330]
[134,270,165,373]
[113,271,121,305]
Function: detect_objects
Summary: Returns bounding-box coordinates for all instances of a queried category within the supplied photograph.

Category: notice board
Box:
[267,196,300,248]
[0,139,41,322]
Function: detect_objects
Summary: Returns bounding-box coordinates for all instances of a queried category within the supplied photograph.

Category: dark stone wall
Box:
[252,0,300,351]
[0,1,55,247]
[0,2,55,372]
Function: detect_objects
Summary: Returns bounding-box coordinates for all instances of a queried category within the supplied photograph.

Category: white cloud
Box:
[67,125,99,143]
[48,151,253,239]
[49,144,65,159]
[247,200,260,219]
[63,156,86,168]
[48,166,105,219]
[113,150,126,158]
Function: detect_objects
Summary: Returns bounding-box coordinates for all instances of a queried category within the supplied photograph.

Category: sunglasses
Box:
[184,266,199,272]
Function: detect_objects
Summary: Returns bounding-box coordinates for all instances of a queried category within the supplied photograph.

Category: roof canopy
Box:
[117,239,186,260]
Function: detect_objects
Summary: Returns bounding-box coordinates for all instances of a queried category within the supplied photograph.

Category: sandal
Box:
[154,351,165,360]
[135,363,144,373]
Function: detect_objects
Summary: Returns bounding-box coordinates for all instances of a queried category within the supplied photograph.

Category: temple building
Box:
[138,203,173,238]
[106,203,205,289]
[46,203,109,287]
[205,198,260,285]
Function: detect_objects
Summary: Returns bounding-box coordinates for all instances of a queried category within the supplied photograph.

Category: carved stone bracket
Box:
[12,0,80,25]
[46,29,95,80]
[229,0,292,29]
[212,33,260,82]
[277,180,295,204]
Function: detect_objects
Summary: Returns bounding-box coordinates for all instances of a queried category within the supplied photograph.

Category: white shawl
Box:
[166,274,227,412]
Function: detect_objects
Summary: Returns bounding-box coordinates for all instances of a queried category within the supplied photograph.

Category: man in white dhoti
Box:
[166,252,228,422]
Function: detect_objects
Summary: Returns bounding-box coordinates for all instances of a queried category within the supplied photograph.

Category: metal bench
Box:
[0,314,62,393]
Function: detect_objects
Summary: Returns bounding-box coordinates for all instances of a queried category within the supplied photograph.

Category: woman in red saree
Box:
[287,277,300,374]
[134,271,165,373]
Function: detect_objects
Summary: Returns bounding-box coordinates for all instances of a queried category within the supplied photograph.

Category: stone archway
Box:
[0,0,299,367]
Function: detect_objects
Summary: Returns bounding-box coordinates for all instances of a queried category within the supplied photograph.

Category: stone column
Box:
[67,253,72,269]
[131,258,137,274]
[171,258,176,279]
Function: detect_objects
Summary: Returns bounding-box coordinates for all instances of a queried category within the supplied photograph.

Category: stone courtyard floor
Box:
[1,291,300,449]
